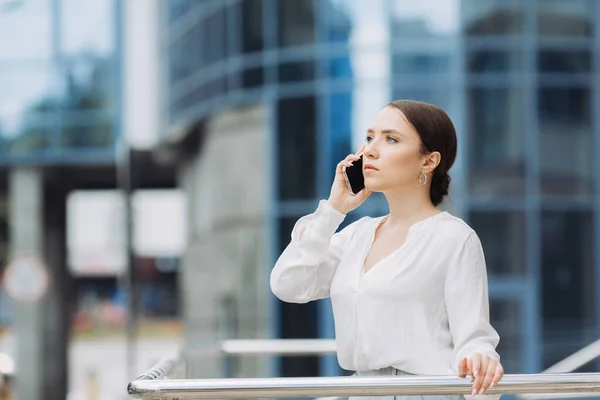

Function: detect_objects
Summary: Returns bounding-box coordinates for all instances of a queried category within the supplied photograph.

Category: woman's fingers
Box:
[479,359,497,394]
[490,363,504,388]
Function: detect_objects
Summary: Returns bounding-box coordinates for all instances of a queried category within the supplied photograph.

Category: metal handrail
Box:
[128,372,600,399]
[128,339,600,400]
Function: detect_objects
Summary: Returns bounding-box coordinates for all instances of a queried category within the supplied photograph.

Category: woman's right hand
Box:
[327,144,372,215]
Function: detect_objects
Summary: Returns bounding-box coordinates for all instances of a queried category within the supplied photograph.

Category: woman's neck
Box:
[383,188,439,227]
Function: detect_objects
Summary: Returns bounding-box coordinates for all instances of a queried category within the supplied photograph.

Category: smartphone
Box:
[343,155,365,195]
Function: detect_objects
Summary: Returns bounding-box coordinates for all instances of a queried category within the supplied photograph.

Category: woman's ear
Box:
[422,151,441,174]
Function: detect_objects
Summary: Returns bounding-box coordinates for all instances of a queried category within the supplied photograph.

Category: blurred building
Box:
[0,1,177,399]
[161,0,600,380]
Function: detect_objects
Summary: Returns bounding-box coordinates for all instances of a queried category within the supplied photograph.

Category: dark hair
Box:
[387,100,457,206]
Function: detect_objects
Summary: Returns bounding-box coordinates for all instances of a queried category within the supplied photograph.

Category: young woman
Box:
[270,100,504,399]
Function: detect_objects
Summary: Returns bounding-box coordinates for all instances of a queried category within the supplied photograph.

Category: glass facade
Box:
[0,0,120,164]
[164,0,600,378]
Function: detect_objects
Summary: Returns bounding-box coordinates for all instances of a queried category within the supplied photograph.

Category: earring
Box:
[419,170,427,186]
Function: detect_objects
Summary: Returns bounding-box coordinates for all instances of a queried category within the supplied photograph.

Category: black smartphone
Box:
[343,155,365,195]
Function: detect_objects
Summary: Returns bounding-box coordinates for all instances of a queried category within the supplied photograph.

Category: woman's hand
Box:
[327,144,372,215]
[458,354,504,396]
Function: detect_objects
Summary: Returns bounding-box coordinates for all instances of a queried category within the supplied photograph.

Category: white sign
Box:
[2,256,49,303]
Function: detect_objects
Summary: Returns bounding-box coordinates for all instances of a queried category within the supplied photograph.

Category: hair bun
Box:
[430,172,451,206]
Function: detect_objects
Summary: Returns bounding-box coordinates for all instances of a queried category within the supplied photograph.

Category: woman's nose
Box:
[364,143,378,159]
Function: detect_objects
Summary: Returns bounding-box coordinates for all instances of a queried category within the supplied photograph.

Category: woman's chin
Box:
[364,182,383,193]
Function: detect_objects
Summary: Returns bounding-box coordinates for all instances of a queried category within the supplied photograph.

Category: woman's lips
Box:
[364,163,379,172]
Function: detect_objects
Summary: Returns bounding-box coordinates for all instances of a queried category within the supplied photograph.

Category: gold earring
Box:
[419,170,427,186]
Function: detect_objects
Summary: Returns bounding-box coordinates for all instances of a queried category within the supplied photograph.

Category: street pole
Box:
[115,0,137,382]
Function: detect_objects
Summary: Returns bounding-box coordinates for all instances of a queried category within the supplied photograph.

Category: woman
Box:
[270,100,504,399]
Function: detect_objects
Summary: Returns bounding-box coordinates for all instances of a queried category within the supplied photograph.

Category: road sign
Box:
[2,256,49,303]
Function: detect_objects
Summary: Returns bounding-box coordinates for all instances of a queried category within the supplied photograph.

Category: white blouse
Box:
[270,200,500,375]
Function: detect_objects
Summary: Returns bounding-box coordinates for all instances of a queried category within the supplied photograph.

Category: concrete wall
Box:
[178,105,270,378]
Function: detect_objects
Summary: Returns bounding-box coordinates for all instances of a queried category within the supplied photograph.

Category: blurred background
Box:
[0,0,598,399]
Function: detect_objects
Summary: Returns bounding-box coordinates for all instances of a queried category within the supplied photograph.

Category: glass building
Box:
[163,0,600,379]
[0,0,120,164]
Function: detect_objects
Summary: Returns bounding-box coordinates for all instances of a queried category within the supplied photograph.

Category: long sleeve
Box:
[270,200,361,303]
[444,232,500,371]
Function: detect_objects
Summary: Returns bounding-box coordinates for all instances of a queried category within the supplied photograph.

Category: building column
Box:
[9,168,70,400]
[9,168,44,400]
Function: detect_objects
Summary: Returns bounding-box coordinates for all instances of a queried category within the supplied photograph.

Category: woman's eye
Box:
[366,136,373,142]
[386,136,398,143]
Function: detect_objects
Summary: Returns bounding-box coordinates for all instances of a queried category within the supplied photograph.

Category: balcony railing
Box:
[127,339,600,400]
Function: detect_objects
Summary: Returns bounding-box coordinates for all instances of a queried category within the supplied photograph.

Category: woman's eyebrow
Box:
[366,128,403,134]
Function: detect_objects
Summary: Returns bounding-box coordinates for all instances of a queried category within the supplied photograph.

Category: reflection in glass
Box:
[277,97,316,200]
[0,66,57,137]
[468,88,525,196]
[60,59,115,112]
[538,50,590,74]
[541,211,594,369]
[462,0,524,36]
[61,122,113,150]
[538,87,592,196]
[469,211,526,277]
[278,0,315,47]
[538,0,593,37]
[490,300,521,373]
[4,121,53,154]
[0,0,52,60]
[391,0,459,38]
[468,49,523,73]
[60,0,115,56]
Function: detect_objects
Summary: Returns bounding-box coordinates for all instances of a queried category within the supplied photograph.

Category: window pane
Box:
[327,92,352,174]
[538,87,592,196]
[60,0,115,57]
[541,211,595,369]
[202,9,227,65]
[168,0,195,24]
[392,53,452,76]
[490,299,522,373]
[242,0,263,53]
[538,49,590,73]
[469,211,526,277]
[242,67,264,88]
[391,0,459,39]
[462,0,524,36]
[278,61,315,83]
[0,0,52,60]
[468,49,524,73]
[538,0,594,37]
[278,0,315,47]
[277,97,316,200]
[468,88,525,195]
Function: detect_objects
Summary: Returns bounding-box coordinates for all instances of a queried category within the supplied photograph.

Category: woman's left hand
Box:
[458,353,504,396]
